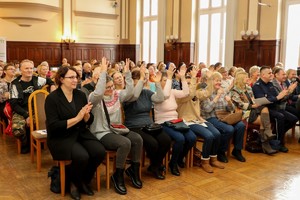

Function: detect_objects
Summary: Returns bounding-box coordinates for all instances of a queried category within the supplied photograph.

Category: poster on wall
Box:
[0,37,6,62]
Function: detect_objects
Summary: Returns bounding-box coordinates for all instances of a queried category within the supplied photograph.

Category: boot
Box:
[259,130,278,155]
[210,156,225,169]
[260,113,276,138]
[111,168,127,195]
[201,158,213,173]
[231,148,246,162]
[125,162,143,189]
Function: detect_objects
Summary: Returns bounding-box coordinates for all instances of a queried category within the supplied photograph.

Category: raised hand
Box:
[190,67,198,78]
[167,63,176,79]
[178,67,187,79]
[123,58,130,73]
[100,57,108,72]
[140,64,146,80]
[152,71,162,83]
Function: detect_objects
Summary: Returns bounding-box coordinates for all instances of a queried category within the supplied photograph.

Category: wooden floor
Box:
[1,128,300,200]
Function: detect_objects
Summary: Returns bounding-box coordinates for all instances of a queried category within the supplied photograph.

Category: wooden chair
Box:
[28,89,49,172]
[0,118,6,140]
[55,160,72,197]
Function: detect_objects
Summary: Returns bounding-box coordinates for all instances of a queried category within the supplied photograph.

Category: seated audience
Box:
[10,59,54,154]
[249,65,260,87]
[231,71,277,155]
[45,66,105,200]
[123,67,172,180]
[177,68,224,173]
[252,66,298,152]
[200,72,246,163]
[89,58,143,195]
[154,65,197,176]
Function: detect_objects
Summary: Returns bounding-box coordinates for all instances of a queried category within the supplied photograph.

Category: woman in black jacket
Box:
[45,66,105,200]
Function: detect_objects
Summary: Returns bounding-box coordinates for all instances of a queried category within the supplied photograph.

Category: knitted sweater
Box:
[154,79,189,124]
[89,71,133,140]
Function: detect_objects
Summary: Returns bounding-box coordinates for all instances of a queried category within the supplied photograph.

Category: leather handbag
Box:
[164,118,190,132]
[142,123,162,135]
[215,110,242,125]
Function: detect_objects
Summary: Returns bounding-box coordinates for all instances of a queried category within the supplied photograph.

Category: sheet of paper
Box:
[253,97,272,105]
[36,130,47,135]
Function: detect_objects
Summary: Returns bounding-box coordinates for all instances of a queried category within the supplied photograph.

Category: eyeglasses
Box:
[106,85,114,89]
[64,76,78,80]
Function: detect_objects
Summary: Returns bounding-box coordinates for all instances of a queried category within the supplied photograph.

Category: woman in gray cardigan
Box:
[89,57,143,195]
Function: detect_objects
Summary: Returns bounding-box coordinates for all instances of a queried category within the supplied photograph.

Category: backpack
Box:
[48,166,61,193]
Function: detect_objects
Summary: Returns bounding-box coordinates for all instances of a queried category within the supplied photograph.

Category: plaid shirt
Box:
[200,91,234,119]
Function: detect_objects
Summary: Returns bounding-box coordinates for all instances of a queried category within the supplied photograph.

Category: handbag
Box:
[164,118,190,132]
[142,123,162,135]
[3,101,13,136]
[110,124,130,135]
[102,100,129,135]
[215,110,242,125]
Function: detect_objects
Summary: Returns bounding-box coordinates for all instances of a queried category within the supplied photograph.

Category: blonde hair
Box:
[206,72,222,96]
[249,65,260,77]
[234,71,248,90]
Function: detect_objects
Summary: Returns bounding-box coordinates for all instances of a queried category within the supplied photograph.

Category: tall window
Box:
[284,1,300,69]
[142,0,158,63]
[198,0,227,65]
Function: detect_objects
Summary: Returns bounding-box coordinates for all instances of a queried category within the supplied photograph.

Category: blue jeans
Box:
[189,122,221,158]
[162,124,197,165]
[207,117,245,153]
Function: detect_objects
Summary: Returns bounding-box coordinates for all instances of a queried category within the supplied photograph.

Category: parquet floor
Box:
[1,128,300,200]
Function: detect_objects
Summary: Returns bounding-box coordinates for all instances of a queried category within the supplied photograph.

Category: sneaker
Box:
[231,149,246,162]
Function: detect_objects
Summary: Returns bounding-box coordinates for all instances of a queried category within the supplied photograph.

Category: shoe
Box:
[125,162,143,189]
[177,161,185,168]
[169,162,180,176]
[262,142,278,155]
[210,157,225,169]
[217,152,228,163]
[81,183,94,196]
[70,183,81,200]
[147,165,165,180]
[231,149,246,162]
[111,168,127,195]
[201,159,213,173]
[159,164,166,173]
[279,146,289,153]
[21,146,30,154]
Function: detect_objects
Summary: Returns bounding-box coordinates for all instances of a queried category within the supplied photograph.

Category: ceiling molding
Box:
[0,2,60,12]
[74,11,118,19]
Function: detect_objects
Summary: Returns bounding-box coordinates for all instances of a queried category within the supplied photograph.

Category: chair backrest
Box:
[28,89,49,132]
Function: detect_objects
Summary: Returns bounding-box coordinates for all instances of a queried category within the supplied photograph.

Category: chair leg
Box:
[30,137,35,163]
[36,141,42,172]
[17,139,21,154]
[60,162,66,197]
[190,146,194,168]
[227,138,232,158]
[141,148,146,167]
[106,153,110,189]
[96,165,101,192]
[186,150,190,168]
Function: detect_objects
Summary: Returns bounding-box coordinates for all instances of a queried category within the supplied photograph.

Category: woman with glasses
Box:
[45,66,105,200]
[89,57,143,195]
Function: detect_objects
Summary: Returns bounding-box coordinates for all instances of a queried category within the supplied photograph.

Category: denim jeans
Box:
[162,124,197,165]
[189,122,221,158]
[207,117,245,153]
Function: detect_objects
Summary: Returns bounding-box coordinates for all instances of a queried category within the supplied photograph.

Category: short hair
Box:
[249,65,260,77]
[286,69,296,77]
[131,70,140,80]
[214,62,222,70]
[55,66,79,87]
[106,74,113,83]
[260,66,271,73]
[273,67,284,75]
[20,59,34,69]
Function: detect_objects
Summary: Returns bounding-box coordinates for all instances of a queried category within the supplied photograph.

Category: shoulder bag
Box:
[164,118,190,132]
[102,100,129,135]
[142,123,163,135]
[215,109,242,125]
